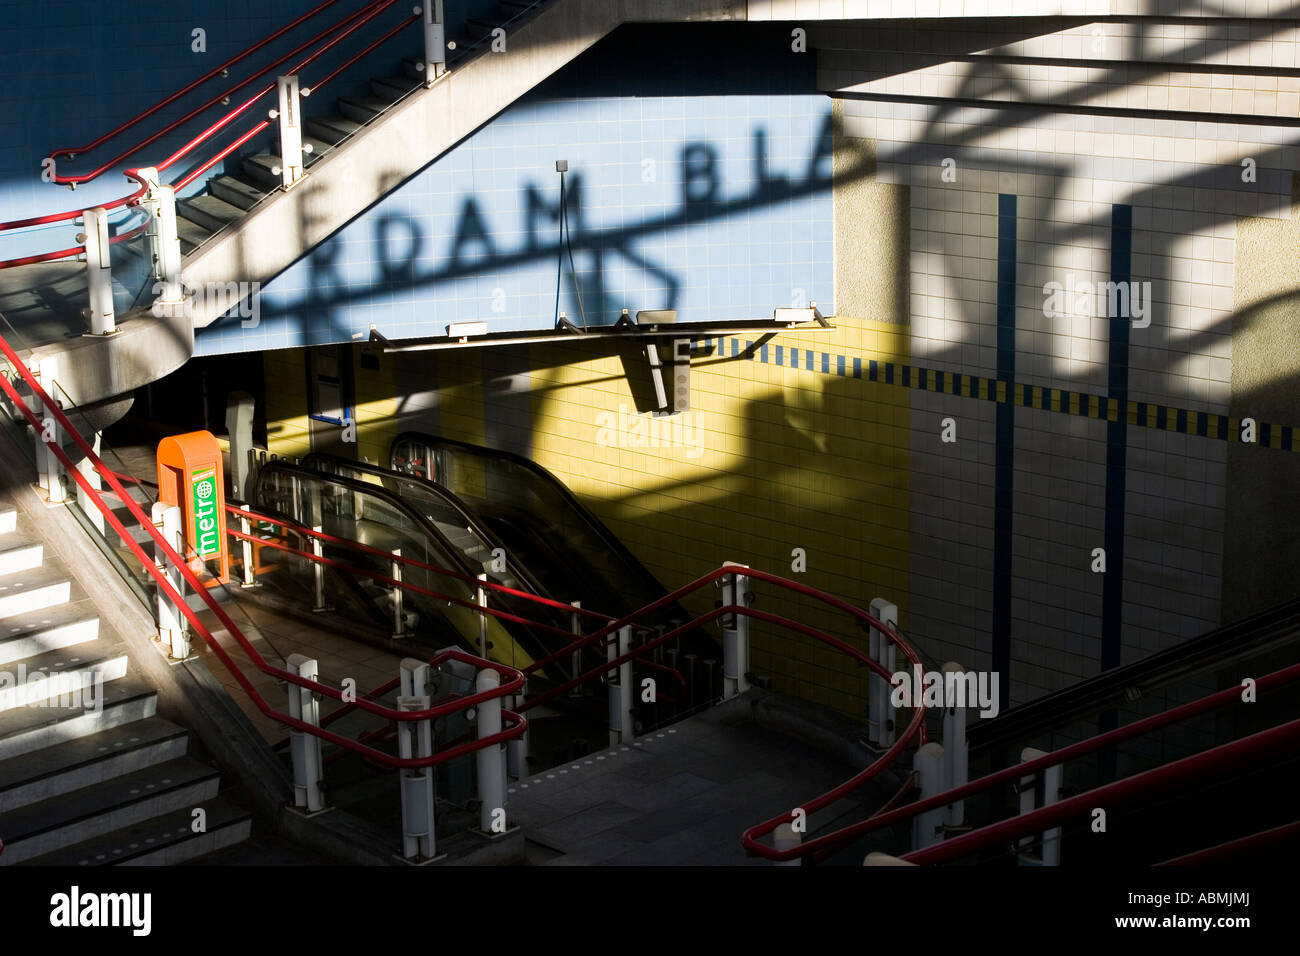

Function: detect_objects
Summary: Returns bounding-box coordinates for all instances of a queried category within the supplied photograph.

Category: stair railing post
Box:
[421,1,447,85]
[941,661,970,827]
[79,206,116,334]
[136,166,183,310]
[475,668,506,834]
[869,598,899,747]
[391,548,407,638]
[151,502,185,655]
[608,625,634,746]
[568,599,582,694]
[31,359,66,503]
[311,525,328,612]
[1017,748,1063,866]
[721,561,750,699]
[239,514,256,587]
[911,742,946,850]
[271,74,307,190]
[476,572,488,659]
[398,693,436,861]
[286,654,325,812]
[506,672,529,780]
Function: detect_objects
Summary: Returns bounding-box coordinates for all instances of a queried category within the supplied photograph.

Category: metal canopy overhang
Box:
[367,313,835,353]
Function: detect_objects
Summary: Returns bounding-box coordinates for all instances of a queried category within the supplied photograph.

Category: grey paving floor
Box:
[508,697,879,866]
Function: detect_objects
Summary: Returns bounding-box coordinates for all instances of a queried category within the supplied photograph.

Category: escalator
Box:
[389,432,716,661]
[251,459,555,673]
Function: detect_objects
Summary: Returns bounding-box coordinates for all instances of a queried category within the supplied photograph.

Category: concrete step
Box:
[0,756,221,865]
[465,17,499,40]
[240,154,283,190]
[401,56,427,81]
[337,95,391,124]
[0,638,130,711]
[306,113,363,144]
[23,796,252,866]
[175,216,214,256]
[370,75,418,101]
[301,135,334,167]
[209,174,268,211]
[0,716,189,813]
[0,567,72,620]
[0,503,15,535]
[0,605,99,665]
[178,194,246,233]
[0,541,42,576]
[0,679,156,761]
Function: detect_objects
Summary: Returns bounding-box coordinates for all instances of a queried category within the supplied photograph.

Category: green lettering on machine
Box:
[190,469,220,558]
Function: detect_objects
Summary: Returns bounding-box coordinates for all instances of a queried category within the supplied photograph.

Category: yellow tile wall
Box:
[525,316,910,718]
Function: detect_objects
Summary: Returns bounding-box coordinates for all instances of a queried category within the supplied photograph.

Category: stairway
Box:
[174,1,536,258]
[0,499,251,866]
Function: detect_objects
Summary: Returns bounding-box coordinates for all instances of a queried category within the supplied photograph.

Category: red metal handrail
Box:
[53,0,397,186]
[0,334,523,769]
[48,0,352,167]
[0,0,406,270]
[901,716,1300,865]
[1158,819,1300,866]
[227,502,628,628]
[743,658,1300,862]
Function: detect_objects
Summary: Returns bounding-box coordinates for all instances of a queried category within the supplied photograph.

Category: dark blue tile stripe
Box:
[992,193,1016,713]
[1102,203,1132,675]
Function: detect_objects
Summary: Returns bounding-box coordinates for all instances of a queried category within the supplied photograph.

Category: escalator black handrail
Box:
[969,597,1300,753]
[301,451,553,603]
[392,431,669,600]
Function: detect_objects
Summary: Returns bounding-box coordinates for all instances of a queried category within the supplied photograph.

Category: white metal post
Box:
[286,654,325,812]
[272,74,306,189]
[475,668,505,834]
[1017,748,1063,866]
[136,166,183,308]
[476,572,488,659]
[607,625,634,746]
[32,360,66,503]
[421,1,446,85]
[911,742,946,850]
[774,822,802,866]
[400,657,430,699]
[79,206,116,334]
[722,561,750,699]
[506,675,528,779]
[397,694,436,861]
[941,661,970,827]
[240,514,256,587]
[869,598,898,747]
[311,526,327,611]
[569,600,582,691]
[391,548,407,638]
[151,502,184,654]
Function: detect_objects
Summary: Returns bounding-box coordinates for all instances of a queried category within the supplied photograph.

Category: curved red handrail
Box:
[743,657,1300,862]
[0,334,523,769]
[0,0,407,270]
[0,171,149,234]
[48,0,352,166]
[901,715,1300,865]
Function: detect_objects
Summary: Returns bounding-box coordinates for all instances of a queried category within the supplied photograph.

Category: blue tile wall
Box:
[195,85,834,353]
